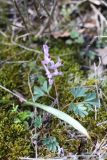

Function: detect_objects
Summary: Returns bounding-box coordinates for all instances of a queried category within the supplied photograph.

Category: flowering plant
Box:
[42,44,63,85]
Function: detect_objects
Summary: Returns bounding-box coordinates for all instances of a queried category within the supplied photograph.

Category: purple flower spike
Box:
[42,44,63,85]
[43,44,49,56]
[42,45,51,65]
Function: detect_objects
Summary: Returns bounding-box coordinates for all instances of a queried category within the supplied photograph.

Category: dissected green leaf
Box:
[43,137,59,152]
[33,81,51,101]
[68,102,77,112]
[26,101,90,138]
[87,50,96,60]
[17,111,32,122]
[34,116,42,128]
[70,31,79,39]
[75,37,84,44]
[41,81,48,92]
[33,87,45,100]
[71,87,87,98]
[69,90,99,117]
[41,81,51,94]
[85,92,96,101]
[84,93,99,106]
[68,102,88,117]
[85,98,99,106]
[75,104,88,117]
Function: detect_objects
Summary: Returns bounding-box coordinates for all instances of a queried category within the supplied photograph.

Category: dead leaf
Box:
[84,23,96,29]
[51,31,70,39]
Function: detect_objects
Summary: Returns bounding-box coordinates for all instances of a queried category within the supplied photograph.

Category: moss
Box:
[0,35,107,157]
[36,47,107,155]
[0,109,33,160]
[0,38,39,102]
[0,2,11,29]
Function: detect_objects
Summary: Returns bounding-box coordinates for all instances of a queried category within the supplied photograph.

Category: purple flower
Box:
[42,44,51,64]
[43,44,49,57]
[42,44,63,85]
